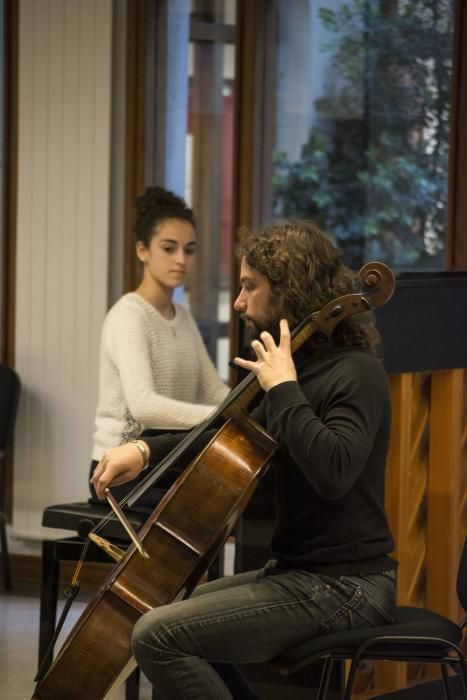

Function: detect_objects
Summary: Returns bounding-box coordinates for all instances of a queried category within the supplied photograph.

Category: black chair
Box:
[272,537,467,700]
[0,363,21,591]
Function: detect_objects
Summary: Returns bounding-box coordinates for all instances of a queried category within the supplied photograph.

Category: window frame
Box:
[446,0,467,269]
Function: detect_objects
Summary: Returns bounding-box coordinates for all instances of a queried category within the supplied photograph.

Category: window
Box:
[186,0,236,379]
[151,0,237,379]
[272,0,455,272]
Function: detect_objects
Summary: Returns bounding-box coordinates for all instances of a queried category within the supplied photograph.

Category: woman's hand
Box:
[90,442,149,500]
[233,319,297,391]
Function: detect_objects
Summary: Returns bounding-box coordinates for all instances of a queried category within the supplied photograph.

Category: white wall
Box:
[12,0,113,553]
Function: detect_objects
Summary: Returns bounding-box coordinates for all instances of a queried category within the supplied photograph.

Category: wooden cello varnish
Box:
[33,417,277,699]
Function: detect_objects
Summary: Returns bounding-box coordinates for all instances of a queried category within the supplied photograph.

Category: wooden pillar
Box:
[372,373,414,691]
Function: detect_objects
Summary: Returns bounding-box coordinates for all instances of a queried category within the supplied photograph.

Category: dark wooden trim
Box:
[124,0,172,291]
[123,0,147,292]
[1,0,18,368]
[446,0,467,270]
[10,541,222,589]
[1,0,19,523]
[232,0,275,234]
[232,1,256,233]
[229,0,254,382]
[229,1,276,380]
[251,3,275,227]
[10,554,113,589]
[189,30,223,358]
[190,19,235,43]
[145,0,167,187]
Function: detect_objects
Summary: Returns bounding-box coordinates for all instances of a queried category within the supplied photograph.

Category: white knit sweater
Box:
[92,293,229,460]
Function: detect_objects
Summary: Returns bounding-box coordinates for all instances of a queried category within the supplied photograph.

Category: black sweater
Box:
[145,346,396,576]
[251,346,396,575]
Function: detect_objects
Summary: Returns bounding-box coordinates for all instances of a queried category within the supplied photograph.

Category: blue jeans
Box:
[132,563,396,699]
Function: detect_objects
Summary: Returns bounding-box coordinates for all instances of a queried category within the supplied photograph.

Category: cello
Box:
[33,261,395,700]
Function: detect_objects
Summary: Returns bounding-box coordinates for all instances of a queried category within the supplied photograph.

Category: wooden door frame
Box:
[1,0,18,368]
[229,0,276,378]
[446,0,467,270]
[122,0,150,293]
[0,0,18,522]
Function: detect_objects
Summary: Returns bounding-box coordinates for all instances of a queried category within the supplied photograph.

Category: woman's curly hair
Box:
[236,219,381,355]
[134,186,196,246]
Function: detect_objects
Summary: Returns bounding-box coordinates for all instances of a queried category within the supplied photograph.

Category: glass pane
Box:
[272,0,455,271]
[162,1,235,377]
[185,0,236,379]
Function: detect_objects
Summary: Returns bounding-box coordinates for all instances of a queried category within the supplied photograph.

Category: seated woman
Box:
[89,186,229,506]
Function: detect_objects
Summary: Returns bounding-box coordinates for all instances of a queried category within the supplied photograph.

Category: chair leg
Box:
[443,659,467,700]
[125,666,140,700]
[441,663,452,700]
[344,655,361,700]
[207,546,225,581]
[459,656,467,698]
[38,540,60,671]
[0,512,12,590]
[316,657,334,700]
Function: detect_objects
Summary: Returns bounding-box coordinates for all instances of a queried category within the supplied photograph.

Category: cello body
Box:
[33,417,277,699]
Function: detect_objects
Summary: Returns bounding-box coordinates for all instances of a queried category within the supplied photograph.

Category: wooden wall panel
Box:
[427,369,466,622]
[385,373,430,605]
[367,368,467,696]
[372,372,430,692]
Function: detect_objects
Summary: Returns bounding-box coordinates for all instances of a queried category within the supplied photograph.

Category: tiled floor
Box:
[0,580,153,700]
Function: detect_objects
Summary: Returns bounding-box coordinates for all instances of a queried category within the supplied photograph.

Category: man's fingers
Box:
[279,319,291,350]
[259,331,276,351]
[251,339,266,358]
[233,356,257,372]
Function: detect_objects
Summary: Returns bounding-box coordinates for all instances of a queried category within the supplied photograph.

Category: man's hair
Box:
[134,186,196,246]
[236,219,381,355]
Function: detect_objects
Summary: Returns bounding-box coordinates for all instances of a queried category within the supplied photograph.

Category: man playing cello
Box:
[92,220,397,699]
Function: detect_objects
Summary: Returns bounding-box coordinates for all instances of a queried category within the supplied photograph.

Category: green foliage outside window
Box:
[273,0,453,270]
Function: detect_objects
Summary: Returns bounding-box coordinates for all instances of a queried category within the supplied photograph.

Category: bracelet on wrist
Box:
[131,439,150,470]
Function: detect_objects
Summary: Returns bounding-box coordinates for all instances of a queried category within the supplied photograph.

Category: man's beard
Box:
[242,314,282,356]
